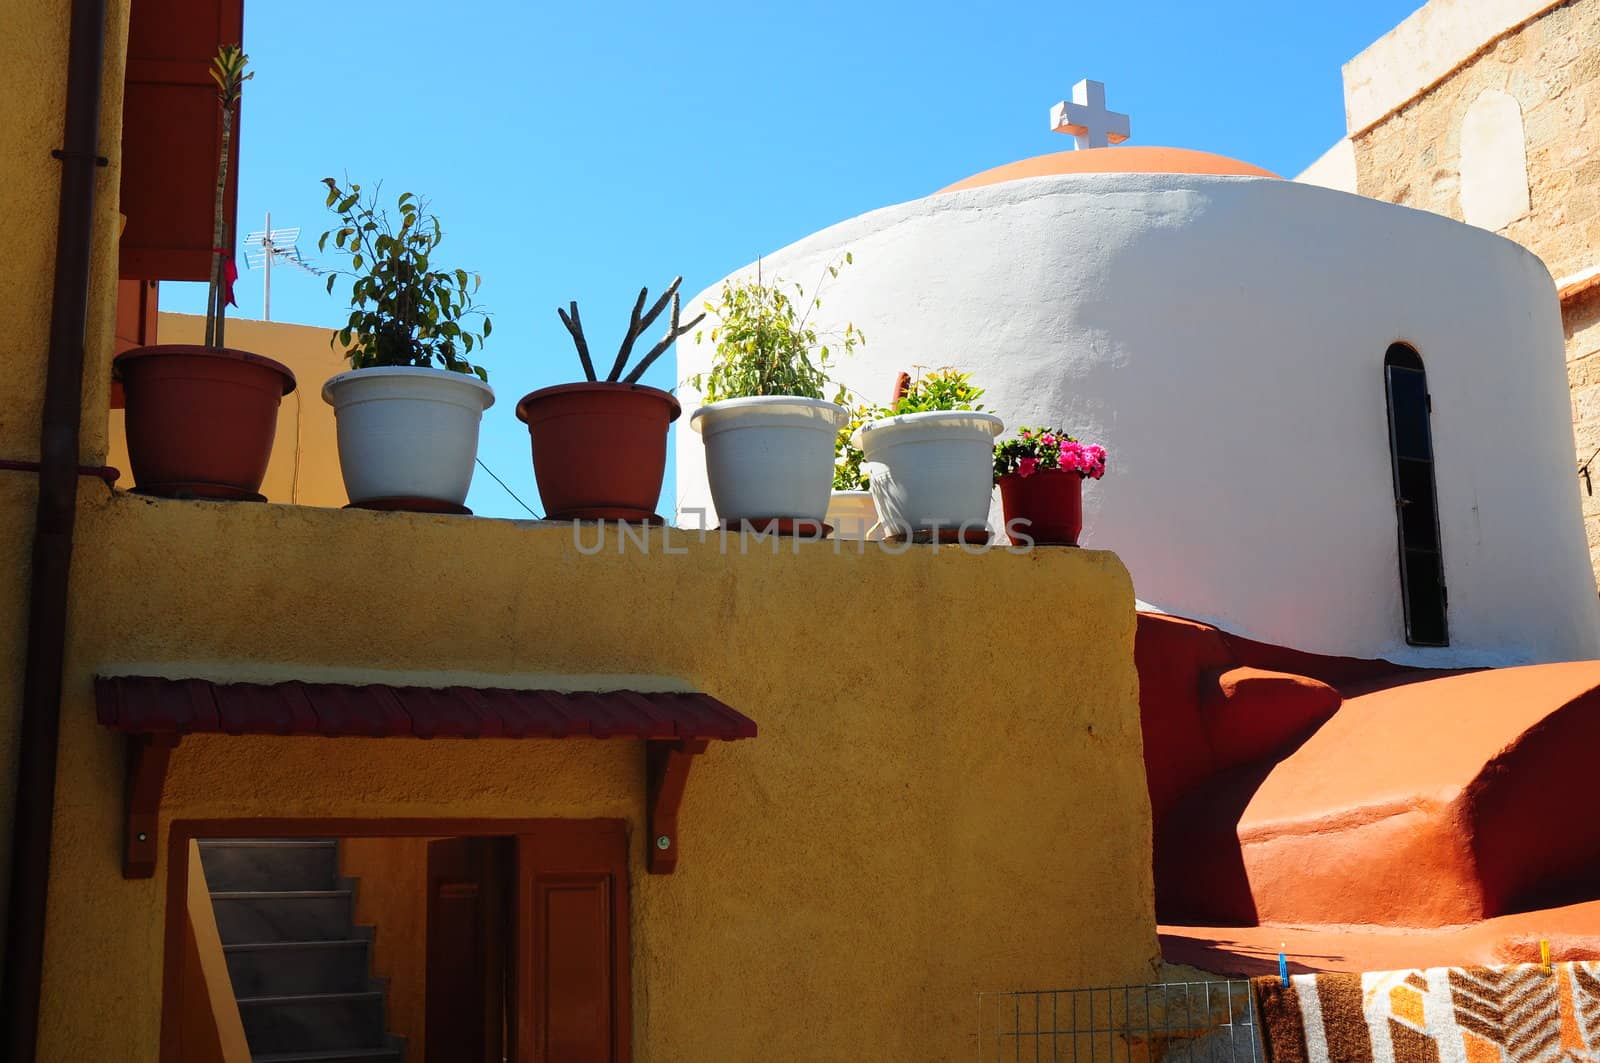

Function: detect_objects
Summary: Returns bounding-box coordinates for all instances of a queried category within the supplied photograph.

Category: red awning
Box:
[94,675,757,741]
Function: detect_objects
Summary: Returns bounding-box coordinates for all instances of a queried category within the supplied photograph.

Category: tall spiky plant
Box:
[204,44,251,349]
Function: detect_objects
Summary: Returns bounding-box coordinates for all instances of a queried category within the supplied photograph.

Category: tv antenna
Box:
[243,212,324,320]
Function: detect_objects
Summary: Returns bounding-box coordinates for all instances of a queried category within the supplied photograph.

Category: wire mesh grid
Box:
[976,979,1261,1062]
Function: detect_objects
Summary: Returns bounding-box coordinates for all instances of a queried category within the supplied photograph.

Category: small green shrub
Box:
[320,178,491,380]
[690,253,863,402]
[833,400,876,491]
[885,368,985,414]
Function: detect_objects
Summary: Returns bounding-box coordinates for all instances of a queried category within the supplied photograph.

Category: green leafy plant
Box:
[319,178,491,380]
[834,370,985,488]
[204,44,251,349]
[556,276,705,385]
[833,399,877,491]
[689,253,864,402]
[885,368,985,415]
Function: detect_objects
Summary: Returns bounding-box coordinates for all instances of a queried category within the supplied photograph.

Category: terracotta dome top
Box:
[938,146,1281,194]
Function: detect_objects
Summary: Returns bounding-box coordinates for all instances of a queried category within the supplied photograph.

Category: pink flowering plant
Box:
[993,427,1107,481]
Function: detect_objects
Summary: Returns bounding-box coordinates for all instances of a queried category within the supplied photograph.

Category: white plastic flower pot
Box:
[690,396,848,524]
[322,365,495,507]
[853,410,1005,537]
[826,490,884,541]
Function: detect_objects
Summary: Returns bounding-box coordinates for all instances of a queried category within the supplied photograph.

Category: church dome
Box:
[937,146,1280,193]
[678,168,1595,668]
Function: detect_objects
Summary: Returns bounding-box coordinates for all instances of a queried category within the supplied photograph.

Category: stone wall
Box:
[1349,0,1600,584]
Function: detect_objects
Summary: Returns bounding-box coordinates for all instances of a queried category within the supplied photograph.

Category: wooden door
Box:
[514,821,631,1063]
[426,838,508,1062]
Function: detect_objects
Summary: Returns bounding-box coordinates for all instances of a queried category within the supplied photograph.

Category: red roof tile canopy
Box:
[96,676,755,879]
[95,675,756,741]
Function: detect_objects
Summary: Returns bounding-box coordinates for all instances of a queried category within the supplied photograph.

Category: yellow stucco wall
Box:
[21,484,1156,1062]
[0,0,127,467]
[106,312,351,506]
[0,0,130,960]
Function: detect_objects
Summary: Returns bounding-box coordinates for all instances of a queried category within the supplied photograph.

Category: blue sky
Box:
[168,0,1419,517]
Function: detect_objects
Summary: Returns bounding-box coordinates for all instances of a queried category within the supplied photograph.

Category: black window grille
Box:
[1384,343,1448,646]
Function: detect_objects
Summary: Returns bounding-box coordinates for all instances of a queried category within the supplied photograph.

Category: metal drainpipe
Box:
[1,0,108,1057]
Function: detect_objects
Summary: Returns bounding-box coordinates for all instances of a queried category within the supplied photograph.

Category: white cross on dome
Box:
[1050,79,1130,150]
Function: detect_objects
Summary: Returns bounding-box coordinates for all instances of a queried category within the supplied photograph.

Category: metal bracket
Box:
[645,738,709,875]
[123,733,179,878]
[51,148,109,167]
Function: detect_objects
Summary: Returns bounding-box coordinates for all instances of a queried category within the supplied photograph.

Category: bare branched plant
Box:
[558,276,705,385]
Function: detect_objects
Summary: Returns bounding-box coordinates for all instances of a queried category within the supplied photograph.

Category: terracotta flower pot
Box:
[114,344,296,500]
[515,382,680,521]
[998,468,1084,546]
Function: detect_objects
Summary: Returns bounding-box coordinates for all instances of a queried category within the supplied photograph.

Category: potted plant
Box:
[993,427,1107,546]
[318,179,494,512]
[688,255,862,533]
[515,277,703,521]
[827,401,884,540]
[114,45,297,500]
[853,369,1003,543]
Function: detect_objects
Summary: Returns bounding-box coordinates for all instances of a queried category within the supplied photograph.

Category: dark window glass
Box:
[1396,459,1437,545]
[1387,368,1432,460]
[1403,550,1447,645]
[1385,344,1448,646]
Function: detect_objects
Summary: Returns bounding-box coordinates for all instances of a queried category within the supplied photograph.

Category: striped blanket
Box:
[1254,963,1600,1062]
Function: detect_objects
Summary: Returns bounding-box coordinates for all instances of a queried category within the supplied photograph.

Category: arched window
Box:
[1384,343,1448,646]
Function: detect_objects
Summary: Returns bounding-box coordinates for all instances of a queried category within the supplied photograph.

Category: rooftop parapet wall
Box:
[6,477,1157,1061]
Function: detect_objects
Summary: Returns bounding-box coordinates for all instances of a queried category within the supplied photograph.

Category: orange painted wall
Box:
[340,837,432,1054]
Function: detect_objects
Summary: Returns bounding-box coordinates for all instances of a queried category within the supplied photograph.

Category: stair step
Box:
[254,1050,401,1063]
[199,839,340,892]
[224,939,374,996]
[238,991,387,1054]
[211,890,355,945]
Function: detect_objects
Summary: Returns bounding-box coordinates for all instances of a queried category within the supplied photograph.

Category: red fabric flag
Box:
[213,248,239,307]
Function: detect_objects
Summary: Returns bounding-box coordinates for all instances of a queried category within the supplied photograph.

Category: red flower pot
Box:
[114,344,296,500]
[998,468,1084,546]
[515,382,680,521]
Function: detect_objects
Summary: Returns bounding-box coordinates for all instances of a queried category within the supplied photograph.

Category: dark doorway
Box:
[168,819,631,1063]
[426,837,511,1062]
[1384,343,1448,646]
[425,825,631,1063]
